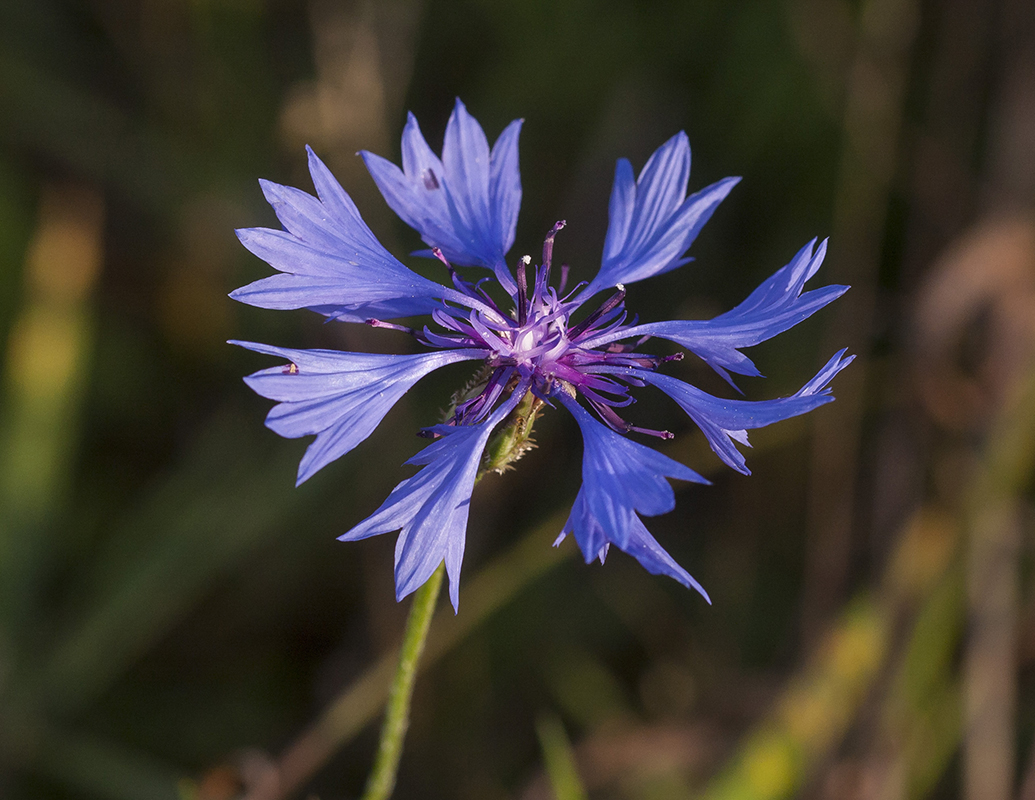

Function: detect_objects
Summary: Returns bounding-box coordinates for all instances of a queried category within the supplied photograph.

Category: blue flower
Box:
[231,101,851,610]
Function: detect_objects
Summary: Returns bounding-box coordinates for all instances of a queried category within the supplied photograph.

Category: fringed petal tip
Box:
[586,129,740,296]
[230,163,454,316]
[390,560,461,613]
[637,348,852,476]
[614,237,848,383]
[357,99,523,278]
[558,502,711,603]
[561,395,708,550]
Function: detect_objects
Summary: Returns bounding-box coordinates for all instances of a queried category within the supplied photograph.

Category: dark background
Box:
[0,0,1033,798]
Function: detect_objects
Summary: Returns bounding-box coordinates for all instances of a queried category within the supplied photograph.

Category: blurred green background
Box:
[0,0,1033,798]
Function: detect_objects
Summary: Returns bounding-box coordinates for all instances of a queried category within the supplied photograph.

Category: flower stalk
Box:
[359,563,444,800]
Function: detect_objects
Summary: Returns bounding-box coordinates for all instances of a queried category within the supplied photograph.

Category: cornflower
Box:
[230,99,850,611]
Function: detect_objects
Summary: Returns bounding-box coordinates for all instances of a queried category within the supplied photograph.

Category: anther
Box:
[516,255,530,326]
[542,220,566,280]
[367,319,417,336]
[431,247,451,268]
[633,428,675,440]
[567,285,628,340]
[597,401,673,440]
[433,246,480,297]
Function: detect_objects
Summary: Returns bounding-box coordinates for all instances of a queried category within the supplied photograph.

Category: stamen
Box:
[581,382,635,407]
[567,284,627,340]
[516,254,530,326]
[629,425,675,440]
[367,318,417,336]
[542,220,566,283]
[456,277,504,320]
[416,220,677,437]
[560,279,589,304]
[595,352,661,370]
[422,329,473,348]
[532,264,549,305]
[432,246,478,298]
[431,246,450,268]
[590,400,673,439]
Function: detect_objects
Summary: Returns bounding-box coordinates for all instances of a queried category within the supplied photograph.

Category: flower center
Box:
[505,287,570,369]
[513,326,539,356]
[384,223,674,439]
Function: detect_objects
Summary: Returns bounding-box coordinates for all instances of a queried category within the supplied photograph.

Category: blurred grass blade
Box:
[536,714,588,800]
[700,594,889,800]
[0,184,102,663]
[699,508,959,800]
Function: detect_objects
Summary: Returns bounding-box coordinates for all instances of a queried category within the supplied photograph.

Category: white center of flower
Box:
[507,309,572,372]
[514,327,539,353]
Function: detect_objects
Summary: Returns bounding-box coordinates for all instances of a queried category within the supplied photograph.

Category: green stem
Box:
[359,563,444,800]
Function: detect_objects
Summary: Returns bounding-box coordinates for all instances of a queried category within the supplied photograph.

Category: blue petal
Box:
[559,395,708,549]
[557,489,710,602]
[638,349,854,474]
[442,98,493,250]
[602,158,636,266]
[339,390,524,611]
[584,132,739,297]
[362,99,522,290]
[231,147,461,321]
[489,117,523,256]
[231,341,483,485]
[591,239,849,384]
[362,119,464,262]
[305,297,446,324]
